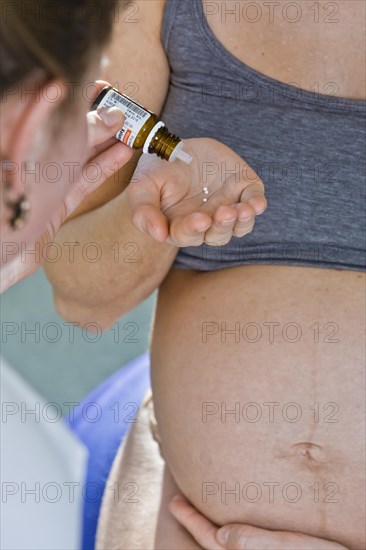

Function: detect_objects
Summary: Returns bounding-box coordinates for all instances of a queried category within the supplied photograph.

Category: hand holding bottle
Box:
[1,89,133,293]
[127,137,267,247]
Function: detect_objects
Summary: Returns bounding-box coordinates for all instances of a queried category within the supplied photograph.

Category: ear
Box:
[5,80,67,195]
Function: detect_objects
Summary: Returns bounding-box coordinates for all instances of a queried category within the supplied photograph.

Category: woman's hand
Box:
[1,87,133,293]
[59,105,132,224]
[169,495,348,550]
[128,137,266,247]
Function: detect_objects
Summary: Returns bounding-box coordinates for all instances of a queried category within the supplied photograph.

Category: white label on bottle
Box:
[97,89,151,148]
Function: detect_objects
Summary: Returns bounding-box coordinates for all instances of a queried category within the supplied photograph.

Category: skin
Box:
[153,2,364,547]
[40,1,365,548]
[4,4,360,550]
[0,74,132,281]
[169,495,348,549]
[95,378,355,549]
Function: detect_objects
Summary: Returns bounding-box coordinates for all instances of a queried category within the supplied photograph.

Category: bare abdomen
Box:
[151,265,365,549]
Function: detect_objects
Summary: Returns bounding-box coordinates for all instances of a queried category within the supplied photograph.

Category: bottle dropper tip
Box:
[176,148,193,165]
[169,142,193,165]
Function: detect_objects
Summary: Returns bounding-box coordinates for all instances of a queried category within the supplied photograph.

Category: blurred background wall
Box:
[1,268,155,415]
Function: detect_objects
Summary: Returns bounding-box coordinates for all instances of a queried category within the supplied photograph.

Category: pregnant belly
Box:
[150,265,365,550]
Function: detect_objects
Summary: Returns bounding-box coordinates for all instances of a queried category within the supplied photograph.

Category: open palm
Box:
[128,137,267,247]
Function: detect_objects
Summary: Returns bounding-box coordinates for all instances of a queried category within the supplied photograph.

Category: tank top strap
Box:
[161,0,181,53]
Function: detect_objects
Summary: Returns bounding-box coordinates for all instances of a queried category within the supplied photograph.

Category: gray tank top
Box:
[160,0,366,271]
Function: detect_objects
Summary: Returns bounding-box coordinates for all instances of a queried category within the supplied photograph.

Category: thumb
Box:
[217,525,257,549]
[87,106,125,147]
[127,172,169,242]
[128,193,169,243]
[216,525,348,550]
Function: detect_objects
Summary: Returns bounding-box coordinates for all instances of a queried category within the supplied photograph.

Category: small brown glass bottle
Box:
[91,86,192,164]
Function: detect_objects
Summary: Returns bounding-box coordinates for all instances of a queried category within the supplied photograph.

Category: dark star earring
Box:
[4,182,31,230]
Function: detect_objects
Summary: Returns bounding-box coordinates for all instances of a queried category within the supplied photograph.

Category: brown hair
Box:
[0,0,121,99]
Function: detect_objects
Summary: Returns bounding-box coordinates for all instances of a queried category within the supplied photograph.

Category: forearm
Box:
[45,190,177,328]
[43,0,173,327]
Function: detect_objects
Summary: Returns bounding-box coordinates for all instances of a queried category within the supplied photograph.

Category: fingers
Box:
[169,495,348,550]
[232,202,256,238]
[132,203,169,242]
[90,141,134,184]
[128,175,170,242]
[169,496,224,550]
[169,212,212,246]
[218,525,291,549]
[240,182,267,216]
[94,79,111,94]
[228,182,266,240]
[203,205,239,245]
[217,525,349,550]
[64,142,134,214]
[127,155,267,246]
[131,197,261,247]
[201,179,266,246]
[170,201,258,247]
[87,107,125,147]
[87,80,127,147]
